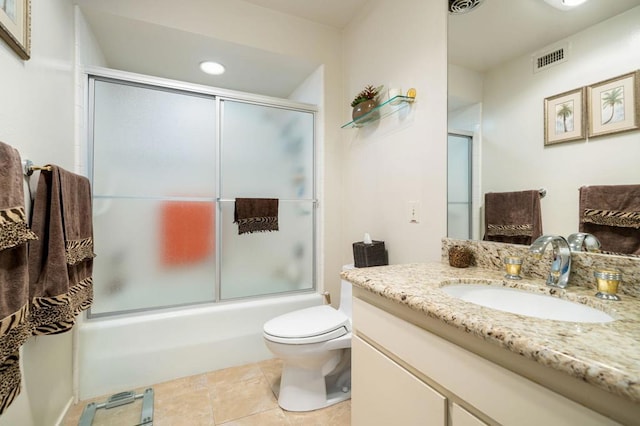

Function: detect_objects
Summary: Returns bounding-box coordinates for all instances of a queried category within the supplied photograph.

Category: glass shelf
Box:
[341,95,415,128]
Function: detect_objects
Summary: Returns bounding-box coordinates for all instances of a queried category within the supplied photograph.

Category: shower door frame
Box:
[85,66,319,317]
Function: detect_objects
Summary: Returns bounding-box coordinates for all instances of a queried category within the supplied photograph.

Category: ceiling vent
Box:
[449,0,485,14]
[533,43,569,73]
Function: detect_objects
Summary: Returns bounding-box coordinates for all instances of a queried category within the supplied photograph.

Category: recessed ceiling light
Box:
[543,0,589,10]
[200,61,225,75]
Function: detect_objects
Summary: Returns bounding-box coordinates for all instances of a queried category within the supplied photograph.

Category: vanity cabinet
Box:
[352,336,447,425]
[351,295,621,426]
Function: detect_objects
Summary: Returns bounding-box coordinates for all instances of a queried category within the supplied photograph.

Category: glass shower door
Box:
[219,100,315,300]
[90,78,217,315]
[447,133,472,239]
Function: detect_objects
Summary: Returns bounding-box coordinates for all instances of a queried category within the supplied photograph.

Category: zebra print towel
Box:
[234,198,279,235]
[579,185,640,255]
[483,190,543,245]
[28,165,95,336]
[0,141,37,415]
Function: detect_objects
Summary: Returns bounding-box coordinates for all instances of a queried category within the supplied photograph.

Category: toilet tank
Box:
[338,264,354,318]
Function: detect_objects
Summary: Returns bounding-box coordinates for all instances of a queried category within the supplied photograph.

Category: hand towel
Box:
[28,165,95,335]
[160,201,214,266]
[0,141,37,415]
[579,185,640,255]
[234,198,279,235]
[483,190,543,245]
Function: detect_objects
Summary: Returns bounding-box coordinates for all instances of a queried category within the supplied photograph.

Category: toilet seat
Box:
[263,305,351,344]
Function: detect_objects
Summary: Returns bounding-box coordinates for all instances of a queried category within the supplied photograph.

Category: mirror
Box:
[447,0,640,255]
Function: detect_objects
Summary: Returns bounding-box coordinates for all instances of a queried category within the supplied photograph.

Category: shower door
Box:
[88,73,316,316]
[218,100,315,300]
[90,77,218,315]
[447,133,472,239]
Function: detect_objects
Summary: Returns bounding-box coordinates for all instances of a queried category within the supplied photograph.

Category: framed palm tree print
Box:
[0,0,30,59]
[544,87,586,146]
[587,71,640,138]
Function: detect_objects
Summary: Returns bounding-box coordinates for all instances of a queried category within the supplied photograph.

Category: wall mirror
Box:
[447,0,640,256]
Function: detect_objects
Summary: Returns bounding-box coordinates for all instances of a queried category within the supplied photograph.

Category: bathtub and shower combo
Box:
[78,69,332,409]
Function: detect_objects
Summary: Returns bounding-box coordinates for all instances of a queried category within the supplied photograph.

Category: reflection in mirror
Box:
[447,0,640,256]
[447,133,473,240]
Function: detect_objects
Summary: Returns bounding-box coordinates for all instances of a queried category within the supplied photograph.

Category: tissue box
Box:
[352,240,388,268]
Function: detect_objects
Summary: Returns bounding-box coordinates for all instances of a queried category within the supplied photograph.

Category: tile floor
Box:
[62,358,351,425]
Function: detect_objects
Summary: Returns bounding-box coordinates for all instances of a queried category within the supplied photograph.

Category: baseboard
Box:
[54,397,75,426]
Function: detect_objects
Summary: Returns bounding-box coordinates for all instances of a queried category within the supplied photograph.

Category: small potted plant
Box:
[351,84,383,120]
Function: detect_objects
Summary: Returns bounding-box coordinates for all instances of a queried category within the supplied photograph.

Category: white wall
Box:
[449,63,483,111]
[342,0,448,264]
[482,6,640,237]
[0,1,77,425]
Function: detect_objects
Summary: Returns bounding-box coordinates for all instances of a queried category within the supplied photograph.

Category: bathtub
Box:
[76,293,322,399]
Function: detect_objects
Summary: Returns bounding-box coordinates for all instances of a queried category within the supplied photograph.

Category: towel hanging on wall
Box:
[483,190,543,245]
[579,185,640,255]
[0,141,38,415]
[28,165,95,336]
[234,198,279,235]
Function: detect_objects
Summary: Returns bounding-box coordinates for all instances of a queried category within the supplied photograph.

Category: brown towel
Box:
[483,190,543,245]
[0,142,37,415]
[28,165,95,335]
[579,185,640,255]
[234,198,279,235]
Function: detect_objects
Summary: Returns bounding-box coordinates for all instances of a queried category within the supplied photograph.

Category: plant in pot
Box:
[351,84,383,121]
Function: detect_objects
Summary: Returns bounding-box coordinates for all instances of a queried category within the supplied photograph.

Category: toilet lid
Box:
[263,305,351,344]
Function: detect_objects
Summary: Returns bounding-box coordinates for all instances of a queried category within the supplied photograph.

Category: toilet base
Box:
[277,350,351,412]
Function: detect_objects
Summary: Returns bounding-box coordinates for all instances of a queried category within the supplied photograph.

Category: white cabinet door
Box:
[352,336,446,426]
[451,402,487,426]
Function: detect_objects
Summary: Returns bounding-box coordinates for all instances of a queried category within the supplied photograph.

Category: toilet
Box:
[263,265,353,412]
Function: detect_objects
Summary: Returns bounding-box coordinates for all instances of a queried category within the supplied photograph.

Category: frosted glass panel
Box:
[448,204,470,240]
[219,201,314,300]
[221,101,314,199]
[448,134,472,239]
[93,80,216,198]
[91,198,216,314]
[447,134,471,202]
[90,75,316,315]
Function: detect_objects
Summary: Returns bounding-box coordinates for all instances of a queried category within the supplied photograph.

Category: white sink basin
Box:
[442,283,614,323]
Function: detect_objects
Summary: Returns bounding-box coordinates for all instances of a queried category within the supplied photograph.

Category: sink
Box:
[441,283,614,323]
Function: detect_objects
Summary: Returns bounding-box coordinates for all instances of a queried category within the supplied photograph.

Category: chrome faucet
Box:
[567,232,601,253]
[529,235,572,289]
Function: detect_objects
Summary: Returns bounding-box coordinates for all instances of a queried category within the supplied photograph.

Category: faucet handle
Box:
[594,269,621,301]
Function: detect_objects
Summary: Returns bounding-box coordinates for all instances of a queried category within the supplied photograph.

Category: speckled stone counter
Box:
[341,240,640,405]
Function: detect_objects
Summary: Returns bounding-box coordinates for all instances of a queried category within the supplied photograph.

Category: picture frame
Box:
[0,0,30,60]
[544,87,586,145]
[587,70,640,138]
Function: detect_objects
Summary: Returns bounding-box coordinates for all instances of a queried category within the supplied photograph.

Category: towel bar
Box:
[216,198,317,203]
[22,159,52,176]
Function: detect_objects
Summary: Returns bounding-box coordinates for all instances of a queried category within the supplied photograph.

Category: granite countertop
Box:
[341,261,640,404]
